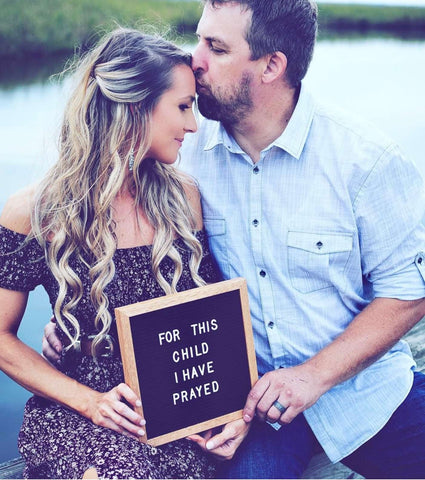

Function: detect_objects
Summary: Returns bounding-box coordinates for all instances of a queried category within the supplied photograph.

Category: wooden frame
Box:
[115,277,257,446]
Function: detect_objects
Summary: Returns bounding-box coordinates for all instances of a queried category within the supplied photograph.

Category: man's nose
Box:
[191,43,206,73]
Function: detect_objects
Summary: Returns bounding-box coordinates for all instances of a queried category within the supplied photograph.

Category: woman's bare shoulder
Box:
[0,185,37,235]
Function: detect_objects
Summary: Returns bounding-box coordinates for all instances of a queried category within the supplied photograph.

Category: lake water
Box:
[1,36,425,462]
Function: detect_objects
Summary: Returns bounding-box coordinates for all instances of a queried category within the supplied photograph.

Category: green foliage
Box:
[0,0,424,58]
[0,0,202,57]
[319,3,425,34]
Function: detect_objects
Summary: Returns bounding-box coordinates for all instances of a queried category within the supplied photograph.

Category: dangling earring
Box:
[128,149,134,172]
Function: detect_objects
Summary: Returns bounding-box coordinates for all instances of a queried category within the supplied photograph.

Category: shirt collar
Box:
[272,83,315,159]
[203,120,246,154]
[203,82,315,160]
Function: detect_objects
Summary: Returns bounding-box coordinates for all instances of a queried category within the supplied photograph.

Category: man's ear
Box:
[262,51,287,83]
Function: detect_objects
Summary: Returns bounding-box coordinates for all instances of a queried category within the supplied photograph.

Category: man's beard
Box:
[196,72,254,127]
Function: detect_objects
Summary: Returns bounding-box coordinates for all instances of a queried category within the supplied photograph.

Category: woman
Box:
[0,28,220,479]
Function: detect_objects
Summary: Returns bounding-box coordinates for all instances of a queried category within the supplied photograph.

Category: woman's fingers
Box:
[90,383,146,437]
[116,382,142,409]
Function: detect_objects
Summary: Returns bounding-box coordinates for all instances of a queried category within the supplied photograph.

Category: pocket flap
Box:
[204,218,226,236]
[287,231,352,255]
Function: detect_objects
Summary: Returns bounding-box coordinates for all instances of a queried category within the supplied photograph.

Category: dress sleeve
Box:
[0,225,47,292]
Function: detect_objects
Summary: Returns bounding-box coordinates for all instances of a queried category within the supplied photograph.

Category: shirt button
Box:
[259,270,266,277]
[415,252,425,266]
[252,219,259,227]
[316,241,323,250]
[253,166,260,174]
[268,322,274,329]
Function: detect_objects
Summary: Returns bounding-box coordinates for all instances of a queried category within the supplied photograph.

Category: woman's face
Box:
[147,64,197,164]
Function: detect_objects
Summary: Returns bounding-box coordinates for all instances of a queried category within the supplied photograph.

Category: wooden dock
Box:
[0,458,24,480]
[1,318,424,479]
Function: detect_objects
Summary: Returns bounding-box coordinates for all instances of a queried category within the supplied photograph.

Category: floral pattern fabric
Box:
[0,225,220,479]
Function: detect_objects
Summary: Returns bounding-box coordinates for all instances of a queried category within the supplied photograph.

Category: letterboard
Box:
[115,277,257,446]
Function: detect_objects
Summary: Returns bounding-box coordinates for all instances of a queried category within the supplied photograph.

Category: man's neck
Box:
[227,85,299,164]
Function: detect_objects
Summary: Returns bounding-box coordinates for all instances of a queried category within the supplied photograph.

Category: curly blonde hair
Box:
[31,28,205,355]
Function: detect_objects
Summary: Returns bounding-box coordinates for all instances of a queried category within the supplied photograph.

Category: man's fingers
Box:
[255,388,283,421]
[187,429,215,451]
[41,336,60,363]
[44,323,62,354]
[243,377,270,422]
[186,434,205,446]
[266,399,288,423]
[205,422,239,451]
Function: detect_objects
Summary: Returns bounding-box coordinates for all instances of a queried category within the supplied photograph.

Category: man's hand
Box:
[187,418,250,461]
[42,318,63,364]
[243,364,326,425]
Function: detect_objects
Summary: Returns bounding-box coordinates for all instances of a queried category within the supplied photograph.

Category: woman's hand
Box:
[88,383,146,439]
[187,418,250,461]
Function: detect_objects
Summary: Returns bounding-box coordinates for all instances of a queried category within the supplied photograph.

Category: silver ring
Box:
[272,400,287,414]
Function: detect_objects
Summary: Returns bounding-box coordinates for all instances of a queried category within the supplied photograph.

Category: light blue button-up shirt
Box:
[179,84,425,462]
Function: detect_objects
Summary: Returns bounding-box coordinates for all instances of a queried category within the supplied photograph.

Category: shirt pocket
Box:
[203,217,230,278]
[287,230,353,294]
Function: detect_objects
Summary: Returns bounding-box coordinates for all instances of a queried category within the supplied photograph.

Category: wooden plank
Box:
[0,457,24,480]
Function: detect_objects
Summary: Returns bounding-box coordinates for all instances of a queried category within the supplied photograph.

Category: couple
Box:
[1,0,425,478]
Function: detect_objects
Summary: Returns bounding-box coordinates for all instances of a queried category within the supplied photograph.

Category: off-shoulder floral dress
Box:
[0,225,220,479]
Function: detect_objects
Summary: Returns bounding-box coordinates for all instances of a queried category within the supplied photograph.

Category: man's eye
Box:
[210,44,226,54]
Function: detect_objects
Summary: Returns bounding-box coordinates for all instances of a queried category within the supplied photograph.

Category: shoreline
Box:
[1,1,425,59]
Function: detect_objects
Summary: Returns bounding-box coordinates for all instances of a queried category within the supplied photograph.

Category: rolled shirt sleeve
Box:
[354,143,425,299]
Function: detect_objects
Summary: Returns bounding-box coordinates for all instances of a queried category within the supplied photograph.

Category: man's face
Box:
[192,2,258,126]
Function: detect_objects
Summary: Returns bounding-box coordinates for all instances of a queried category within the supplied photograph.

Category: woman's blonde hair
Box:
[31,28,205,355]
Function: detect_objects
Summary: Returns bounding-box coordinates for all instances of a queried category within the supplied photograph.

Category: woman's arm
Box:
[0,192,146,439]
[0,287,146,438]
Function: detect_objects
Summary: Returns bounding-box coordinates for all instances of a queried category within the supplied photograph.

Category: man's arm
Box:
[243,297,425,424]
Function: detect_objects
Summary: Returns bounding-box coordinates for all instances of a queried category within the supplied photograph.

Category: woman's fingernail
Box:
[140,419,146,426]
[138,429,145,436]
[206,441,215,450]
[243,414,251,422]
[136,400,142,407]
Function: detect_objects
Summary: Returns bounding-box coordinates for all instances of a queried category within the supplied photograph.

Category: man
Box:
[44,0,425,477]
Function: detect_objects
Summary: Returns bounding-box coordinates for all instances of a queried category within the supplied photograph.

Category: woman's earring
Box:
[128,149,135,172]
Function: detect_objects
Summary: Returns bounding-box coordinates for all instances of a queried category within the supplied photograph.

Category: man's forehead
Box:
[197,2,251,41]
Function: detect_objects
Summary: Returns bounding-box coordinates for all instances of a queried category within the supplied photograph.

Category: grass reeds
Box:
[1,0,424,58]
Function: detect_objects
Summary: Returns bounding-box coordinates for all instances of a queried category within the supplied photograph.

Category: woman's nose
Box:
[185,111,198,134]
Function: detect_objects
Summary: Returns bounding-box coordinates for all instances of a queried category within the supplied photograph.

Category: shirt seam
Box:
[352,142,398,212]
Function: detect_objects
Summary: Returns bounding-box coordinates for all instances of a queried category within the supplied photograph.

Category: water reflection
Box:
[318,28,425,40]
[0,52,69,89]
[1,30,424,88]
